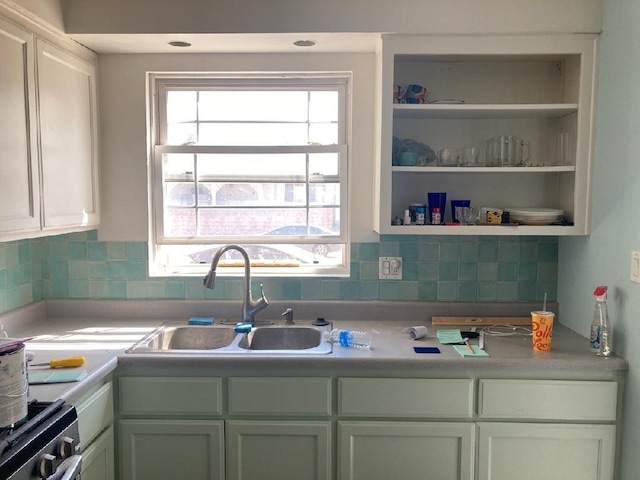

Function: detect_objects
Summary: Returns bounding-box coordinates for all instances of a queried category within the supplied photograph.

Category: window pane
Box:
[198,208,309,235]
[199,123,309,146]
[309,123,338,145]
[309,153,339,176]
[165,183,201,207]
[309,91,338,122]
[309,208,340,233]
[309,184,340,206]
[201,183,307,207]
[181,244,335,266]
[165,208,196,236]
[164,154,194,180]
[167,91,197,122]
[198,154,306,178]
[167,123,197,145]
[198,91,308,122]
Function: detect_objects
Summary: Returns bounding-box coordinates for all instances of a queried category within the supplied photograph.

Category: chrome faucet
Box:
[203,245,269,324]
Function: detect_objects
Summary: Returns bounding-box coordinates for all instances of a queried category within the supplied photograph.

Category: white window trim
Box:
[146,72,352,277]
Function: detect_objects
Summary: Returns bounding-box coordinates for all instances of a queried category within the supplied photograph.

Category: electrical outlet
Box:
[631,251,640,283]
[379,256,402,280]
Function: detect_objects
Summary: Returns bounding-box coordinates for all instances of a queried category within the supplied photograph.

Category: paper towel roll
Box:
[404,326,428,340]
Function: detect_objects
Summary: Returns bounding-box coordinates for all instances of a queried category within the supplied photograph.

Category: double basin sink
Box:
[126,320,333,355]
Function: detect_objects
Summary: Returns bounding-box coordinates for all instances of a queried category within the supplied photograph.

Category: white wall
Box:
[558,1,640,479]
[97,52,377,242]
[5,0,64,29]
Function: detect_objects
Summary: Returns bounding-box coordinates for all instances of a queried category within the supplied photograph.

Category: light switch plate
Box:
[379,257,402,280]
[631,251,640,283]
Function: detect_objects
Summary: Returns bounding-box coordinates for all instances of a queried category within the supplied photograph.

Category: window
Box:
[148,73,350,276]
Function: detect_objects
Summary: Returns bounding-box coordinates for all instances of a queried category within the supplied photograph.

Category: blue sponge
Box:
[188,317,214,325]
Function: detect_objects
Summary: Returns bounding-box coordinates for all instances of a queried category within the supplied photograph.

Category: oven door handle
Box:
[47,454,82,480]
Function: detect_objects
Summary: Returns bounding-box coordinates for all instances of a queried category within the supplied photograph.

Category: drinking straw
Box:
[543,292,547,312]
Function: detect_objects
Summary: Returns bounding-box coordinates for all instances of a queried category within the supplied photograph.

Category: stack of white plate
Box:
[505,207,564,225]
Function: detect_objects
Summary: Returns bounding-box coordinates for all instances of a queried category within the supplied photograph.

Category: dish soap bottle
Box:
[590,285,611,356]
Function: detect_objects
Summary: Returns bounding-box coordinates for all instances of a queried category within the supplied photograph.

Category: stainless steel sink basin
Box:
[238,327,323,351]
[126,321,332,355]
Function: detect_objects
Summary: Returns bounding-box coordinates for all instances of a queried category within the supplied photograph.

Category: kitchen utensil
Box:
[30,356,86,368]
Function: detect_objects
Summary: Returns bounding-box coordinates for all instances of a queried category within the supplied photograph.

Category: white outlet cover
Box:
[379,256,402,280]
[631,251,640,283]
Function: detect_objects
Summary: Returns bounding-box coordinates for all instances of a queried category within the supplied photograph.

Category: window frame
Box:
[147,72,351,277]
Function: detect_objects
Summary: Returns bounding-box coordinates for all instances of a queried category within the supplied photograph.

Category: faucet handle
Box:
[258,283,269,305]
[281,308,294,325]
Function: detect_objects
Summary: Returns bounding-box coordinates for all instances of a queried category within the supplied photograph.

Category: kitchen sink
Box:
[126,321,333,355]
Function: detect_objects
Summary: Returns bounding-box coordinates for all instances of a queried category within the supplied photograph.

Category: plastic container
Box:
[590,285,611,357]
[326,329,372,350]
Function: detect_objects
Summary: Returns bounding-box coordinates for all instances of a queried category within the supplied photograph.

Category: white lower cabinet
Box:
[338,421,474,480]
[119,419,225,480]
[477,423,615,480]
[226,420,331,480]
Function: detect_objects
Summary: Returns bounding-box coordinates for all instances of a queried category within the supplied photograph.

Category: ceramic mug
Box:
[400,84,428,104]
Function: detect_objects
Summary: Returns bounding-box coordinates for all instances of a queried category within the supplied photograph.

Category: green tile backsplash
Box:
[0,231,558,314]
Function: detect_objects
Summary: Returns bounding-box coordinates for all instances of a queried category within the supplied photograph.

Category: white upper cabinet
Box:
[374,34,598,235]
[0,12,99,240]
[0,18,40,234]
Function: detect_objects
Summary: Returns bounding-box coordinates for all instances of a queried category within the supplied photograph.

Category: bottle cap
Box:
[593,285,608,300]
[433,207,440,212]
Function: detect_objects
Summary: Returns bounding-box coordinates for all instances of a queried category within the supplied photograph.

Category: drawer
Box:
[75,381,113,448]
[479,379,618,421]
[228,377,332,416]
[339,378,474,418]
[119,377,222,416]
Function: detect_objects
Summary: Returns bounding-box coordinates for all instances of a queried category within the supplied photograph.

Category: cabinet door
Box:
[119,419,225,480]
[477,422,616,480]
[0,18,40,234]
[81,425,115,480]
[36,39,99,230]
[338,421,474,480]
[226,420,331,480]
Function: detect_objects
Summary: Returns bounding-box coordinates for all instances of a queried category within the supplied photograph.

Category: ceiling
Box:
[70,32,380,54]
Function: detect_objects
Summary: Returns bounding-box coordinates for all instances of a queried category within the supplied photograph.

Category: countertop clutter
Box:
[1,299,627,404]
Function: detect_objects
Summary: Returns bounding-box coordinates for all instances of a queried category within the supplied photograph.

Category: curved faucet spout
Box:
[203,245,269,324]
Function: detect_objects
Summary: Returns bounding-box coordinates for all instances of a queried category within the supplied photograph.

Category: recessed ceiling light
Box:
[168,41,192,48]
[293,40,317,47]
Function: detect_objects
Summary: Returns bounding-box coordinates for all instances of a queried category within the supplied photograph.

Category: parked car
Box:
[263,225,339,257]
[187,244,315,265]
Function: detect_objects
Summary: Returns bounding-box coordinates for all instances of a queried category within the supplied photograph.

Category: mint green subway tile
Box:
[458,263,477,281]
[49,261,68,280]
[339,281,359,300]
[459,242,479,262]
[498,241,519,262]
[88,261,108,280]
[47,239,67,261]
[397,282,417,300]
[257,278,282,301]
[538,242,558,262]
[68,242,88,260]
[224,279,244,300]
[127,262,147,281]
[519,242,538,262]
[68,280,90,298]
[382,235,419,243]
[282,279,301,300]
[478,242,498,262]
[350,243,359,262]
[517,281,537,301]
[108,262,127,280]
[7,288,21,310]
[66,232,89,242]
[498,263,518,281]
[518,262,537,281]
[301,278,321,300]
[458,281,478,301]
[417,263,438,281]
[5,244,18,268]
[19,264,30,285]
[0,271,6,290]
[378,281,399,300]
[320,280,341,300]
[520,235,538,243]
[538,262,558,281]
[477,282,497,301]
[349,262,360,281]
[19,284,32,306]
[109,280,127,298]
[6,268,19,288]
[204,283,226,300]
[30,262,42,282]
[479,235,499,242]
[88,242,108,261]
[126,281,147,299]
[107,242,126,261]
[439,242,459,262]
[41,260,50,280]
[379,242,399,257]
[126,242,146,261]
[32,279,43,301]
[477,263,498,281]
[496,281,518,301]
[89,280,109,299]
[147,280,166,299]
[69,260,89,280]
[86,230,98,241]
[359,281,378,300]
[186,278,207,299]
[359,262,379,281]
[399,242,419,262]
[166,279,186,299]
[359,243,379,262]
[0,244,6,269]
[437,282,458,301]
[402,262,418,281]
[538,236,558,243]
[418,243,439,262]
[439,262,458,281]
[0,292,6,314]
[417,281,437,301]
[49,279,69,298]
[537,282,557,301]
[18,242,31,264]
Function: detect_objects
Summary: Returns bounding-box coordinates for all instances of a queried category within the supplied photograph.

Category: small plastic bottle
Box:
[326,329,372,350]
[403,209,411,225]
[431,207,441,225]
[590,285,611,357]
